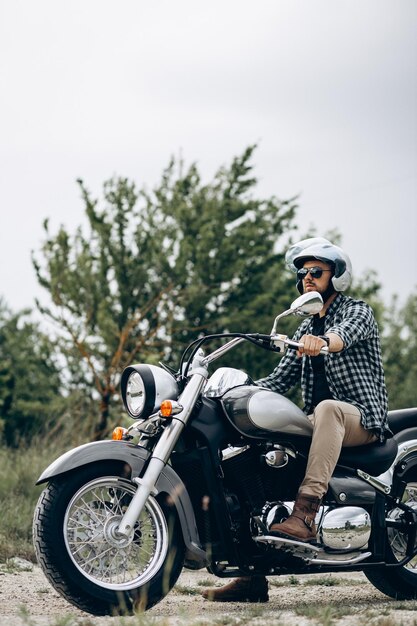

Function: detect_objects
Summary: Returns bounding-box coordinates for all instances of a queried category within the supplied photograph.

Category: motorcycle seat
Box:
[387,408,417,435]
[337,436,398,476]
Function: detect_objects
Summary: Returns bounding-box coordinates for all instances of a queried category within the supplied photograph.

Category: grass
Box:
[0,557,33,573]
[0,438,72,561]
[18,604,170,626]
[172,584,202,596]
[295,604,348,626]
[304,576,342,587]
[270,574,365,588]
[184,608,269,626]
[18,606,99,626]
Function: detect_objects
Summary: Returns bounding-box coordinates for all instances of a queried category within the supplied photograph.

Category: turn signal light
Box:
[159,400,183,418]
[112,426,127,440]
[160,400,174,418]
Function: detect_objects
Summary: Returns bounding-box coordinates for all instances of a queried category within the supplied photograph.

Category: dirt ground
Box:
[2,559,417,626]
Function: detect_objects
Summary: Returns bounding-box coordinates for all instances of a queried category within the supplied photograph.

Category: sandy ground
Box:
[2,559,417,626]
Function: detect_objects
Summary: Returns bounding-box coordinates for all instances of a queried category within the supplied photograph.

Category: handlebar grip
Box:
[297,342,329,354]
[270,335,329,354]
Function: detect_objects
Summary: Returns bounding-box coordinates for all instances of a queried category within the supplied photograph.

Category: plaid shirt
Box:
[257,293,390,440]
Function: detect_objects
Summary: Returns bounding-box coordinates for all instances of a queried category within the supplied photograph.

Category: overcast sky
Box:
[1,1,416,314]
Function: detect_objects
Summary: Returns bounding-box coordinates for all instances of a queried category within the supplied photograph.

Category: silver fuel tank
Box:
[221,385,313,439]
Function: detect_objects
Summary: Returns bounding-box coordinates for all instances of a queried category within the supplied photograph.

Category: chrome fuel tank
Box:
[221,385,313,439]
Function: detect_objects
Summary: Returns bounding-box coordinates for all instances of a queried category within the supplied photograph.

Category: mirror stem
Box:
[271,309,292,335]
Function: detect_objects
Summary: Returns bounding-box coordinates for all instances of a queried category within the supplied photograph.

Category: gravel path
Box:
[2,560,417,625]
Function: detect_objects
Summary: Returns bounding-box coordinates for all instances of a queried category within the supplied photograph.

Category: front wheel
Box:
[33,461,185,615]
[365,474,417,600]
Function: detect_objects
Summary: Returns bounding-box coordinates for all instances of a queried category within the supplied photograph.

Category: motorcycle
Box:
[33,291,417,616]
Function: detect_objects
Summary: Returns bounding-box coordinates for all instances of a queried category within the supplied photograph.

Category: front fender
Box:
[36,440,207,568]
[37,440,152,484]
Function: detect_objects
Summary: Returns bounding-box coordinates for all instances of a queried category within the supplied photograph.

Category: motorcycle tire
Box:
[33,461,185,616]
[365,473,417,600]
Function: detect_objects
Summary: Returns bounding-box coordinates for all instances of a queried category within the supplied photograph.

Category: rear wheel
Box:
[33,462,185,615]
[365,476,417,600]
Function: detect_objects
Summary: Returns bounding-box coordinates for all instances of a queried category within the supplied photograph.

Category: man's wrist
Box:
[318,335,330,347]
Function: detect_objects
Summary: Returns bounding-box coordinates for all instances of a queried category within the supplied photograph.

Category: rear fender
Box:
[376,438,417,489]
[36,440,207,567]
[387,441,417,500]
[393,443,417,482]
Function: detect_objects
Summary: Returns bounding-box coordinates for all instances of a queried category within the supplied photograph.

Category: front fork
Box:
[117,371,207,537]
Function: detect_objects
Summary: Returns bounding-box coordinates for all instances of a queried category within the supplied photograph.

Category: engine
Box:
[221,443,306,506]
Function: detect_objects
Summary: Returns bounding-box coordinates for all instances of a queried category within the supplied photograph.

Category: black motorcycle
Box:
[33,291,417,615]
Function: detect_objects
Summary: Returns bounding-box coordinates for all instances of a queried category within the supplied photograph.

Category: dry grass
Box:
[0,439,69,561]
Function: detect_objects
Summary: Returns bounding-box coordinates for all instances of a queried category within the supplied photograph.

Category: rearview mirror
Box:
[290,292,324,316]
[270,291,323,334]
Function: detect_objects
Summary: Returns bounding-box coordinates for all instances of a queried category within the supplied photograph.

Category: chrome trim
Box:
[357,469,391,494]
[132,476,158,496]
[265,448,289,468]
[255,534,372,565]
[320,506,371,551]
[63,477,169,590]
[204,367,250,398]
[394,441,417,468]
[221,445,250,461]
[202,337,246,365]
[117,372,207,537]
[313,551,372,566]
[376,439,417,488]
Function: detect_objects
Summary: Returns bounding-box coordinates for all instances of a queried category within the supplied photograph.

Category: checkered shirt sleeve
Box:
[256,294,389,439]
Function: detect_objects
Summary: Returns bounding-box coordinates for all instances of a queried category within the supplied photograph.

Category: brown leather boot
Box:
[269,492,321,543]
[201,575,269,602]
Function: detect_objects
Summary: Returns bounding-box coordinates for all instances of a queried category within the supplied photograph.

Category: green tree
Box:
[381,291,417,409]
[0,300,62,446]
[33,146,299,438]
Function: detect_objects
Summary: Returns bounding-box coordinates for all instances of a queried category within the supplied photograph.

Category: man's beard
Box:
[304,281,336,304]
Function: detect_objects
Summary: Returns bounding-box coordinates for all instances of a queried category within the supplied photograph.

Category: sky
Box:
[0,0,416,314]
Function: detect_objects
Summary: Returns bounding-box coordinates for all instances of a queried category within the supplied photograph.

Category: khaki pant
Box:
[299,399,378,499]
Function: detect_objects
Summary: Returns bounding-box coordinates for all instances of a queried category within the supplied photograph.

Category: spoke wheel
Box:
[387,483,417,571]
[33,461,184,615]
[64,477,168,590]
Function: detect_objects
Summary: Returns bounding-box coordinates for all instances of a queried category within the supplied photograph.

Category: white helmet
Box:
[285,237,353,293]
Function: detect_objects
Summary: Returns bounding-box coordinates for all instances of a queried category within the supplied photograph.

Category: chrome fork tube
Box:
[117,372,207,537]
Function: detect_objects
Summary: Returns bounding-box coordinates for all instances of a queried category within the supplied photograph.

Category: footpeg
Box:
[254,535,321,560]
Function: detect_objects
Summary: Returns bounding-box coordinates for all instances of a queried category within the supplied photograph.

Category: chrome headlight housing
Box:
[120,364,178,420]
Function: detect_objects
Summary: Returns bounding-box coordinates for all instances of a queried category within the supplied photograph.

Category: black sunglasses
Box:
[297,267,333,280]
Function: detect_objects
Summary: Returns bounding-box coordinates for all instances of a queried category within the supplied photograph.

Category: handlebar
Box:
[271,334,329,354]
[186,331,329,376]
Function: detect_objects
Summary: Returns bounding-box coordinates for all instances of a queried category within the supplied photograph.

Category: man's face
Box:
[300,259,333,295]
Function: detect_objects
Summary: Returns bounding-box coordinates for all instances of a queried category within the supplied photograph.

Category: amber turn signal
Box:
[159,399,183,418]
[159,400,174,418]
[112,426,127,440]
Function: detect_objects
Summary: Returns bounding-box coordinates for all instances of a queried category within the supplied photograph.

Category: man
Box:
[202,237,389,603]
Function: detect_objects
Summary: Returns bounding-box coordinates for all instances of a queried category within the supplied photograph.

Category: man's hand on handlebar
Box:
[297,334,328,358]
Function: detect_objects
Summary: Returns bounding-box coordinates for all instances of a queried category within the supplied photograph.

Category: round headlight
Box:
[126,372,146,417]
[120,364,178,420]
